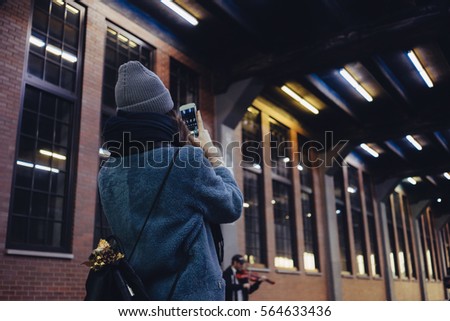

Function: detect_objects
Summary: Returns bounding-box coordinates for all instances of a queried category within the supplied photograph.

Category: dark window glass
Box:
[241,107,262,168]
[363,173,380,276]
[241,108,266,265]
[270,120,291,179]
[348,166,368,275]
[273,181,297,269]
[8,85,75,252]
[27,0,81,92]
[402,195,416,278]
[300,165,319,271]
[170,58,199,110]
[243,170,266,265]
[393,193,408,278]
[334,167,352,273]
[386,196,399,277]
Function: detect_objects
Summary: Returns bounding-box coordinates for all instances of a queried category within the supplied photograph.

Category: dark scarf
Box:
[103,111,180,157]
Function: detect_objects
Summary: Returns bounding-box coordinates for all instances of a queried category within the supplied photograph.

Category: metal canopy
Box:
[120,0,450,212]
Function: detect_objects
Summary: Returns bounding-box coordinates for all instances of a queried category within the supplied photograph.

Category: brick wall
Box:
[0,0,216,300]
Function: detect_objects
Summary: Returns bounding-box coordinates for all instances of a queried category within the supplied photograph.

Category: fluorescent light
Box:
[252,163,261,170]
[407,50,433,88]
[444,172,450,180]
[117,34,128,43]
[306,213,312,218]
[35,164,59,173]
[161,0,198,26]
[283,157,290,163]
[281,85,319,114]
[360,143,379,158]
[30,35,45,47]
[61,52,77,63]
[406,177,417,185]
[336,209,341,214]
[406,135,422,151]
[271,200,276,205]
[46,44,62,56]
[347,186,357,194]
[39,149,67,160]
[243,202,250,208]
[17,160,34,168]
[66,4,79,15]
[17,160,59,173]
[297,164,304,171]
[339,68,373,102]
[437,198,442,203]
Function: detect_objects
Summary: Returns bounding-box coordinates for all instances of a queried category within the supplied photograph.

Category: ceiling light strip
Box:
[281,85,319,115]
[339,69,373,102]
[161,0,198,26]
[407,50,433,88]
[360,143,379,158]
[406,177,417,185]
[406,135,422,151]
[444,172,450,180]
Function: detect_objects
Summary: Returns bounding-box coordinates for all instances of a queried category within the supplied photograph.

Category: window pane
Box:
[334,167,352,273]
[386,197,398,277]
[270,120,291,178]
[273,181,297,269]
[300,166,319,271]
[393,193,408,278]
[348,166,367,275]
[243,170,265,265]
[9,85,76,252]
[28,0,81,92]
[241,107,262,168]
[363,173,380,276]
[170,58,198,109]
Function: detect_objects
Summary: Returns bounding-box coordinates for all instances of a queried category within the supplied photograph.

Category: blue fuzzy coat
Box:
[98,146,243,300]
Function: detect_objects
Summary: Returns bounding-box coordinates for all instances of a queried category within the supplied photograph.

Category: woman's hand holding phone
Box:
[189,110,224,167]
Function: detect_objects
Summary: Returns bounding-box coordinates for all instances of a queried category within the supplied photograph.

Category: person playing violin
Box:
[223,254,266,301]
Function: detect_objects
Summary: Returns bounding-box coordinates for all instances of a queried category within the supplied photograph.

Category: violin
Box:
[236,269,275,285]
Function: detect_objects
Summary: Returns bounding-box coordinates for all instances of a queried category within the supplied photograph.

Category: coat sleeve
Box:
[187,147,243,224]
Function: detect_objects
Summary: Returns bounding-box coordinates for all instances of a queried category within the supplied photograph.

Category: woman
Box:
[98,61,243,300]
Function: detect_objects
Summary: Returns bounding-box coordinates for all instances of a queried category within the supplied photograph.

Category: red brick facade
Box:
[0,0,447,301]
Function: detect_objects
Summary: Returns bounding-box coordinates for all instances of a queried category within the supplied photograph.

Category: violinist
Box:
[223,254,266,301]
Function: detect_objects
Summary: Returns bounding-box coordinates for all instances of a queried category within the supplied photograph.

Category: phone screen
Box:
[180,105,198,136]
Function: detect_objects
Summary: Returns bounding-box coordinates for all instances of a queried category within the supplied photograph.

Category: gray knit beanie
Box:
[115,61,174,114]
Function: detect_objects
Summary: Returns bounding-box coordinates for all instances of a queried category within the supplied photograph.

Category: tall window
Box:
[242,107,266,265]
[94,24,155,244]
[334,167,351,273]
[419,213,436,280]
[393,193,408,278]
[7,0,84,253]
[300,165,319,271]
[386,195,399,278]
[28,0,81,91]
[170,58,199,109]
[402,195,416,279]
[362,173,380,276]
[270,120,297,269]
[348,166,368,275]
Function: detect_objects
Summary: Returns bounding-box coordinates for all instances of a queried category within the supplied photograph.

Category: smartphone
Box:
[179,103,199,136]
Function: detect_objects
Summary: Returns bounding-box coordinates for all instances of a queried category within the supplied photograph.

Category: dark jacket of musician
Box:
[223,255,262,301]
